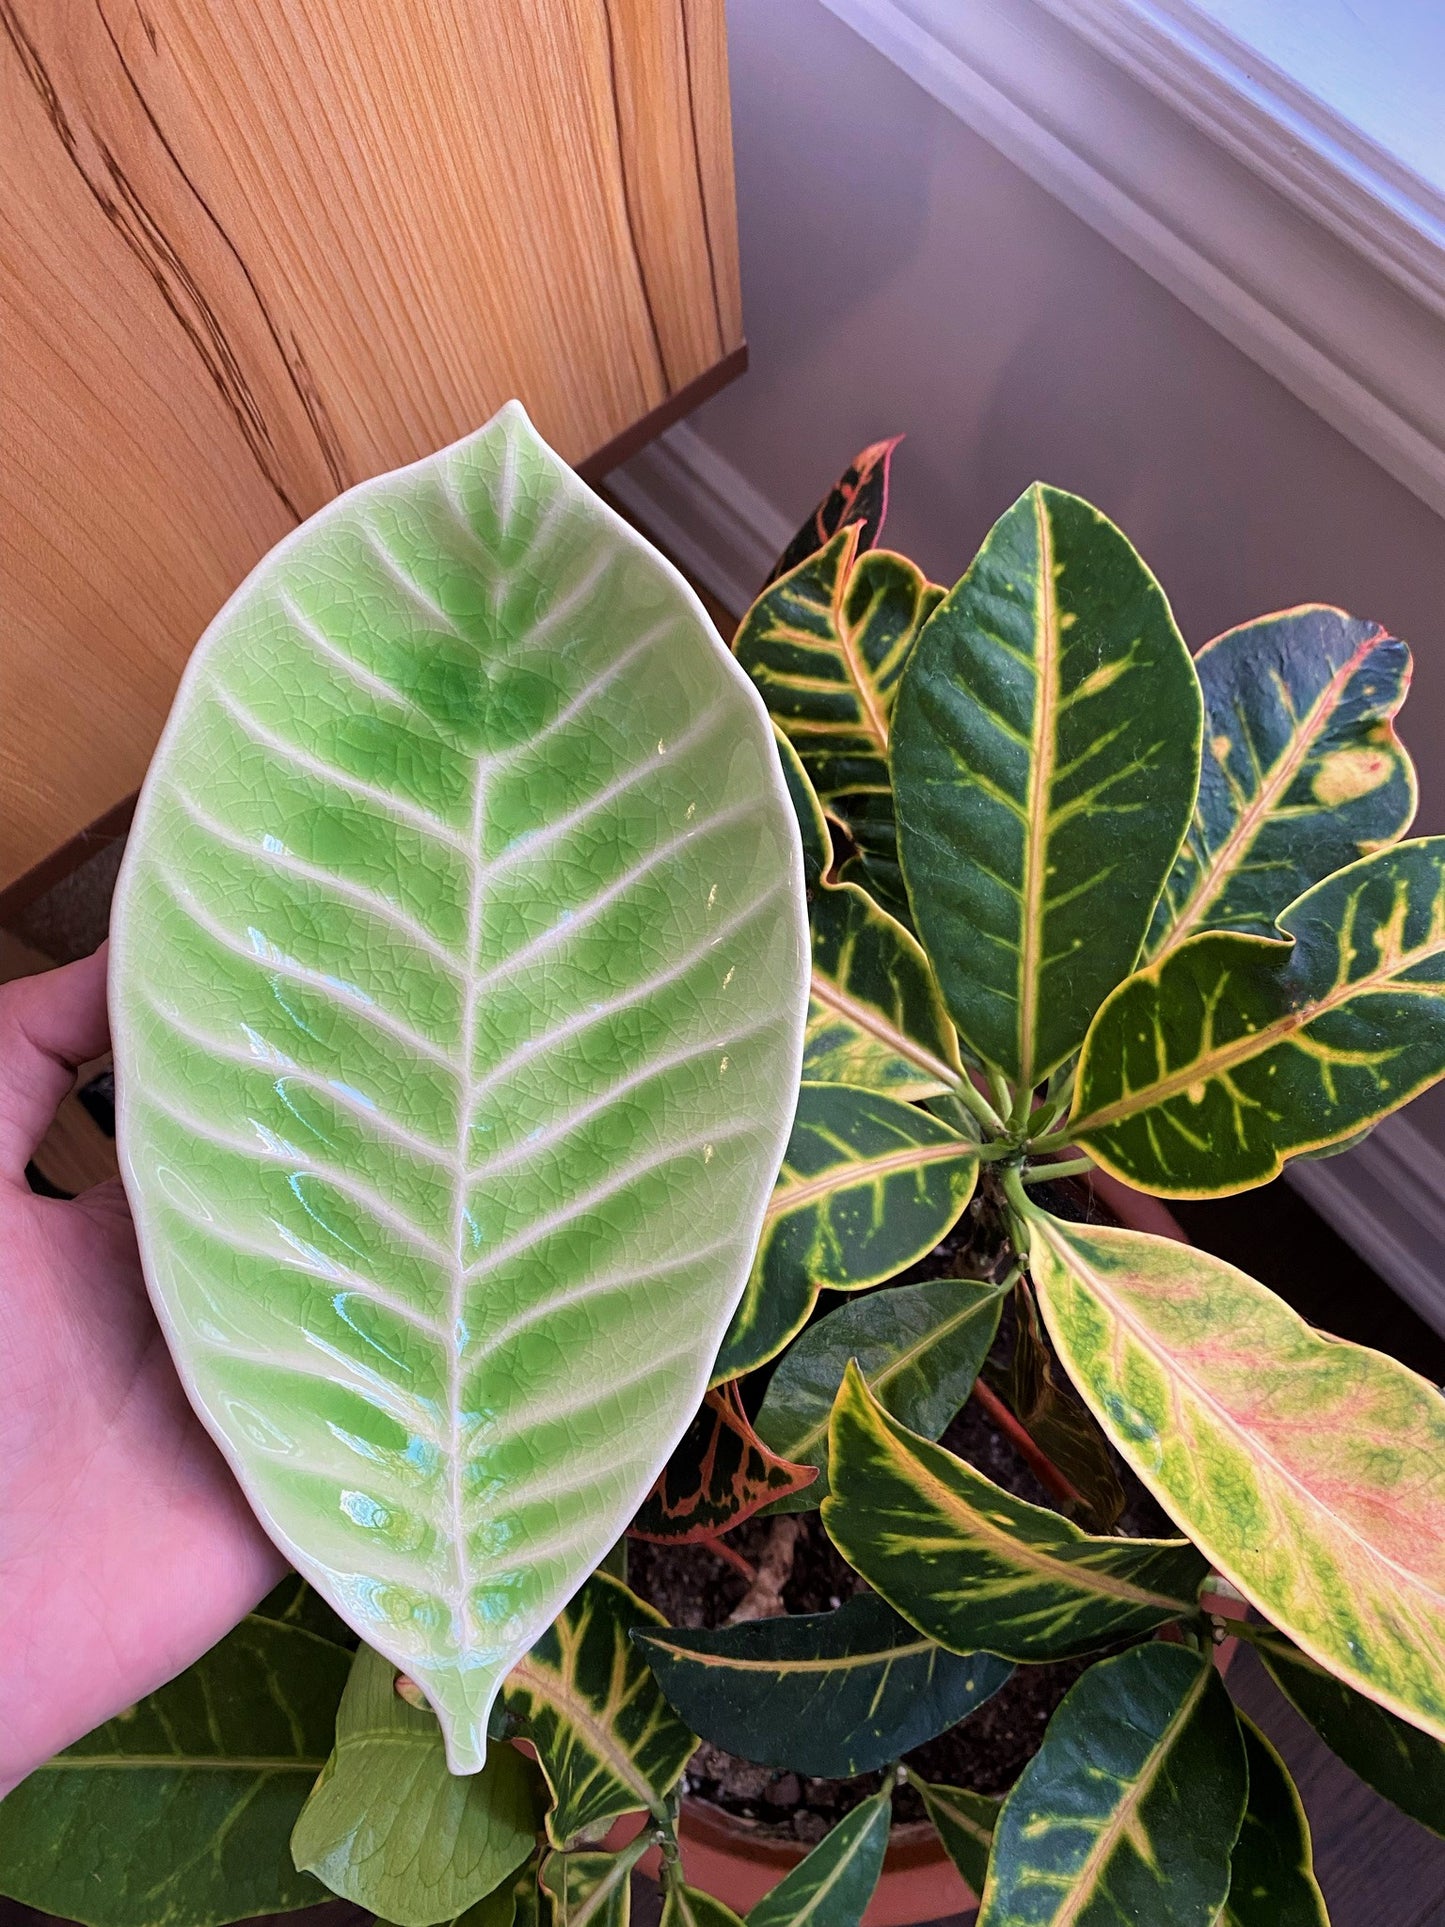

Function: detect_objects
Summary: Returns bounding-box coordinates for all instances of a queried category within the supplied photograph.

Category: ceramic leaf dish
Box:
[109,403,809,1773]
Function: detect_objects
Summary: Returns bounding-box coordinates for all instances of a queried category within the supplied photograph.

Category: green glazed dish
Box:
[108,403,809,1773]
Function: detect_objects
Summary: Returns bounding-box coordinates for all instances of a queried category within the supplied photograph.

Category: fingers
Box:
[0,946,111,1181]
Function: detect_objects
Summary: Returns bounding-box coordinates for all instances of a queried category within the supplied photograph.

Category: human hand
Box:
[0,947,284,1794]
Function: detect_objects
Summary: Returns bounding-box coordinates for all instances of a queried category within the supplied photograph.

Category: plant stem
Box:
[971,1379,1088,1513]
[1025,1126,1077,1156]
[948,1074,1005,1137]
[1023,1156,1094,1184]
[987,1066,1014,1121]
[1001,1163,1034,1222]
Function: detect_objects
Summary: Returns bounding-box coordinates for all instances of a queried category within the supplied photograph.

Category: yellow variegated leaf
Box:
[776,726,961,1099]
[1149,606,1415,960]
[1073,839,1445,1194]
[822,1365,1206,1660]
[978,1644,1245,1927]
[739,525,944,923]
[714,1087,978,1382]
[1029,1212,1445,1742]
[501,1573,695,1849]
[892,483,1202,1087]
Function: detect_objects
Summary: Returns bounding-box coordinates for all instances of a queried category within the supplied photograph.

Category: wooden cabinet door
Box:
[0,0,742,897]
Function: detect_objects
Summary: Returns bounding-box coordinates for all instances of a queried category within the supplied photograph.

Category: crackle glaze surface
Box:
[109,402,809,1773]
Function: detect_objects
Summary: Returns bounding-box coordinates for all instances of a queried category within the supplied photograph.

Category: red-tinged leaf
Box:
[630,1384,817,1542]
[765,438,903,585]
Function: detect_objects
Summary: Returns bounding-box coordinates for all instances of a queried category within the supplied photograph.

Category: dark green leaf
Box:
[1074,839,1445,1193]
[754,1275,1006,1509]
[892,481,1202,1086]
[745,1790,890,1927]
[501,1572,696,1849]
[1219,1714,1328,1926]
[254,1572,357,1648]
[983,1277,1124,1531]
[0,1615,349,1927]
[290,1644,540,1925]
[1150,606,1415,960]
[637,1592,1010,1778]
[978,1645,1246,1927]
[715,1083,978,1381]
[1254,1626,1445,1838]
[631,1383,818,1540]
[775,727,961,1101]
[740,527,942,924]
[764,438,902,584]
[822,1364,1207,1659]
[905,1770,999,1898]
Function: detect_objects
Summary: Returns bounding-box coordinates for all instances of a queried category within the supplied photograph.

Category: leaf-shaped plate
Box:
[110,403,809,1774]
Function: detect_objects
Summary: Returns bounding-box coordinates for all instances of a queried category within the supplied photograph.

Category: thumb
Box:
[0,947,111,1183]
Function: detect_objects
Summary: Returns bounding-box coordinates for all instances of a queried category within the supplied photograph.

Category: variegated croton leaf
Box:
[891,482,1203,1088]
[1073,839,1445,1193]
[636,1591,1010,1779]
[1149,605,1416,960]
[777,726,962,1099]
[764,436,903,585]
[715,1082,979,1381]
[981,1275,1124,1532]
[822,1365,1207,1660]
[905,1770,1000,1899]
[499,1572,695,1849]
[977,1644,1246,1927]
[1221,1715,1329,1927]
[746,1791,891,1927]
[739,523,945,924]
[629,1383,817,1542]
[1028,1214,1445,1743]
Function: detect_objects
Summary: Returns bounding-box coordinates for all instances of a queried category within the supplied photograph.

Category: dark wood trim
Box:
[576,342,746,480]
[0,796,136,925]
[0,345,748,925]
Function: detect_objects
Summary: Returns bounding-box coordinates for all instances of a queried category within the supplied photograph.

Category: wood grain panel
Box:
[0,0,743,893]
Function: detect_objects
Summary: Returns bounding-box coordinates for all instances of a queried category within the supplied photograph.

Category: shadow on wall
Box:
[705,0,1445,830]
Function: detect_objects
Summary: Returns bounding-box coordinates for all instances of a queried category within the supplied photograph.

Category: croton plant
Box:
[4,413,1445,1927]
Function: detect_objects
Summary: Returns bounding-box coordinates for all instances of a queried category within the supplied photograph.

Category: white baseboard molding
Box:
[820,0,1445,523]
[607,423,793,617]
[1287,1113,1445,1339]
